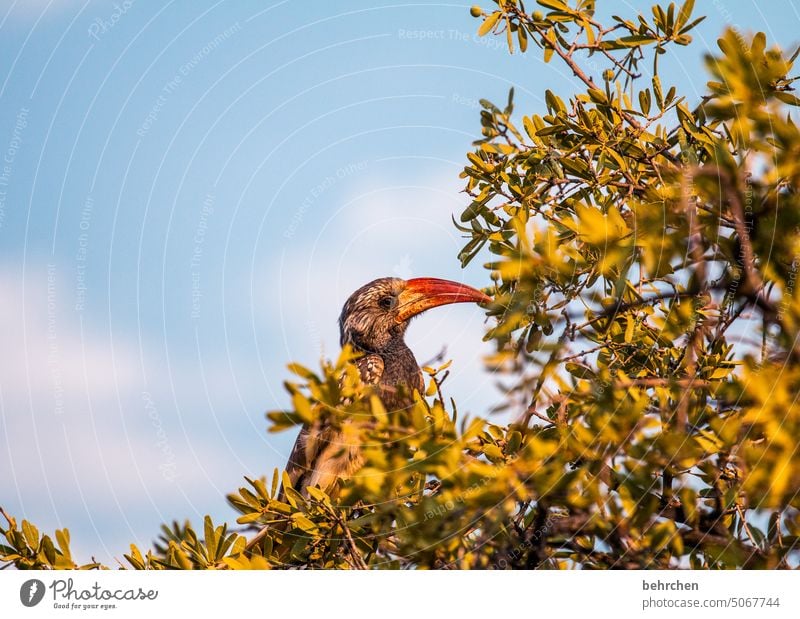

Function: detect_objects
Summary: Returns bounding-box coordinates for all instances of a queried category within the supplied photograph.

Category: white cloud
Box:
[0,263,263,564]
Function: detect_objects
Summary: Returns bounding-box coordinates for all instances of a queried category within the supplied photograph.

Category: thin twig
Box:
[0,506,14,527]
[421,346,448,368]
[558,344,607,363]
[244,523,271,553]
[333,509,368,570]
[432,370,450,406]
[521,17,644,133]
[524,406,557,428]
[614,377,713,389]
[736,504,760,549]
[678,170,707,430]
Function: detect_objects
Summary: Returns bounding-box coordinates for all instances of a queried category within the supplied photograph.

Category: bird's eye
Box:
[378,296,396,310]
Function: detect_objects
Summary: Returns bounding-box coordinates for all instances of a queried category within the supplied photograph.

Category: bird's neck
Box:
[379,339,422,386]
[348,335,409,356]
[383,338,418,367]
[348,337,423,408]
[349,337,418,377]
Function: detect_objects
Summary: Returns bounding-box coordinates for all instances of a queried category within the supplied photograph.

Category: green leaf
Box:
[775,92,800,106]
[477,11,501,37]
[291,513,319,534]
[252,477,269,501]
[506,430,523,454]
[236,512,265,525]
[460,201,484,222]
[292,392,314,424]
[126,544,145,570]
[678,15,705,34]
[676,0,694,31]
[483,444,505,462]
[55,529,71,561]
[536,124,568,136]
[286,363,318,381]
[639,89,651,115]
[21,521,39,549]
[624,316,635,343]
[203,516,216,560]
[41,536,56,565]
[537,0,569,11]
[652,75,664,109]
[518,25,529,52]
[565,362,597,380]
[614,35,656,48]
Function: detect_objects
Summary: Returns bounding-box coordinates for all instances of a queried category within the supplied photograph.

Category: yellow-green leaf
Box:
[477,11,501,37]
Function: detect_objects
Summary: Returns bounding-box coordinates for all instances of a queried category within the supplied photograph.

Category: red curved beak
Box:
[395,277,492,323]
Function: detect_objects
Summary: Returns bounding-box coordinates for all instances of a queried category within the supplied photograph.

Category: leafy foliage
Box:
[3,0,800,569]
[456,0,800,568]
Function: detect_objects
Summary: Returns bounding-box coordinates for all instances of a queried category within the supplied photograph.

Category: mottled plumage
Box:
[282,277,489,498]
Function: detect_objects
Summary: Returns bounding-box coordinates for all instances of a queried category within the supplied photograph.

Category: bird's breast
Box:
[377,349,423,410]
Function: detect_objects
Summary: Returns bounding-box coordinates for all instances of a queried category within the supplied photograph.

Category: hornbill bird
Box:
[282,276,491,498]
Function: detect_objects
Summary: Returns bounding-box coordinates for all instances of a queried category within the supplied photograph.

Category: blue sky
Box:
[1,0,798,564]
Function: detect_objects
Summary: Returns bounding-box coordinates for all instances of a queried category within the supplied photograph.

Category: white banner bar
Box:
[1,570,797,618]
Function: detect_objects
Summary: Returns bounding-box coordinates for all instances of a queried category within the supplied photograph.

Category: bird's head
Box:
[339,277,491,352]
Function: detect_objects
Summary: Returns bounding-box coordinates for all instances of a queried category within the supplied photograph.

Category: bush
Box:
[4,0,799,569]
